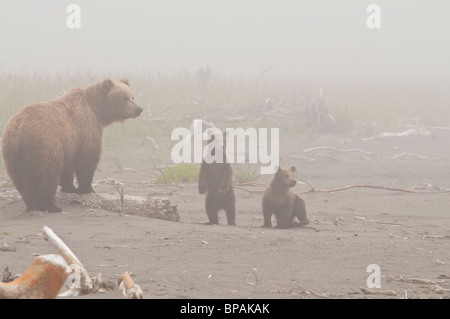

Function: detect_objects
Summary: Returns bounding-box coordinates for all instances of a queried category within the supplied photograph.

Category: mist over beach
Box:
[1,1,450,302]
[0,0,449,79]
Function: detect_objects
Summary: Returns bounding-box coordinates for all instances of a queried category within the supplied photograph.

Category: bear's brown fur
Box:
[1,78,143,213]
[262,166,309,228]
[198,133,236,225]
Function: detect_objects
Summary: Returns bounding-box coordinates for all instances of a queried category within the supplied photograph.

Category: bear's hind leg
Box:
[34,200,63,213]
[37,178,62,213]
[293,195,309,226]
[22,182,62,213]
[60,168,77,193]
[205,195,219,225]
[223,196,236,226]
[17,183,39,212]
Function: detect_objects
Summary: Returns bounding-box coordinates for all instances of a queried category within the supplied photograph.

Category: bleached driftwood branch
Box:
[303,146,375,157]
[56,192,179,222]
[360,287,397,296]
[42,226,93,296]
[234,179,450,195]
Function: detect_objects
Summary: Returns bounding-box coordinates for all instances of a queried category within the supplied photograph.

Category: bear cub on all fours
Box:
[198,134,236,225]
[1,78,143,213]
[262,166,309,229]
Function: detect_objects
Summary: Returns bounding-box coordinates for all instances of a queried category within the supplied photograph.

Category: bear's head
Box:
[95,78,143,126]
[204,129,227,163]
[275,166,297,188]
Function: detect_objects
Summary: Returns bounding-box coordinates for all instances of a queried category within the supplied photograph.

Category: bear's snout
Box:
[133,105,144,118]
[288,180,296,188]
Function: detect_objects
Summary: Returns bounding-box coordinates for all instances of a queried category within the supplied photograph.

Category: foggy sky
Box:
[1,0,449,78]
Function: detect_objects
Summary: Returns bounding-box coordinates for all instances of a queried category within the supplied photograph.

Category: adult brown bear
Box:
[262,166,309,228]
[1,79,143,212]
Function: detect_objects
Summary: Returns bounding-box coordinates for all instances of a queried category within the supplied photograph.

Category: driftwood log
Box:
[0,254,69,299]
[56,192,179,222]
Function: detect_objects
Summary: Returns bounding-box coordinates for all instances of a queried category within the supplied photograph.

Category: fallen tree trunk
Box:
[56,192,179,222]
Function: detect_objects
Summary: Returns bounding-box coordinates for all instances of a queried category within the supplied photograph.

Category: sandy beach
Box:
[1,125,449,299]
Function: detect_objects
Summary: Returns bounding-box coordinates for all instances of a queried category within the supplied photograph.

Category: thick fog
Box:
[1,0,449,79]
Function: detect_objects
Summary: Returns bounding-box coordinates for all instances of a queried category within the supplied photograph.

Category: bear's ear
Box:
[101,79,114,93]
[119,78,130,87]
[290,166,296,173]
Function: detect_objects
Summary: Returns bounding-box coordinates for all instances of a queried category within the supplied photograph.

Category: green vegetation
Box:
[1,179,13,188]
[0,231,10,235]
[155,164,200,184]
[233,164,259,184]
[114,184,125,216]
[112,158,123,173]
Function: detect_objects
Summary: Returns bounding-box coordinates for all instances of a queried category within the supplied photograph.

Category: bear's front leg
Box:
[218,164,233,194]
[74,151,100,194]
[274,216,290,229]
[198,175,208,194]
[217,181,230,194]
[262,207,273,227]
[275,201,294,229]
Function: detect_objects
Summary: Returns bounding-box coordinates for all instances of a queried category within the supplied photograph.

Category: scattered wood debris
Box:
[305,290,329,298]
[0,244,15,252]
[1,226,145,299]
[118,272,143,299]
[398,277,444,285]
[392,152,427,160]
[91,273,117,293]
[360,287,397,296]
[2,267,19,283]
[383,275,450,297]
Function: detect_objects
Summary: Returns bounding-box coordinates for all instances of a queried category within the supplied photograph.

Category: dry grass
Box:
[1,70,449,154]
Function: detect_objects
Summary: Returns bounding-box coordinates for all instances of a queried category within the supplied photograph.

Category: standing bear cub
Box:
[198,133,236,225]
[262,166,309,229]
[1,79,143,213]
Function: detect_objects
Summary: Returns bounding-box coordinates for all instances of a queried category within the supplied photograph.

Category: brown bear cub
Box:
[1,79,143,213]
[198,133,236,225]
[262,166,309,229]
